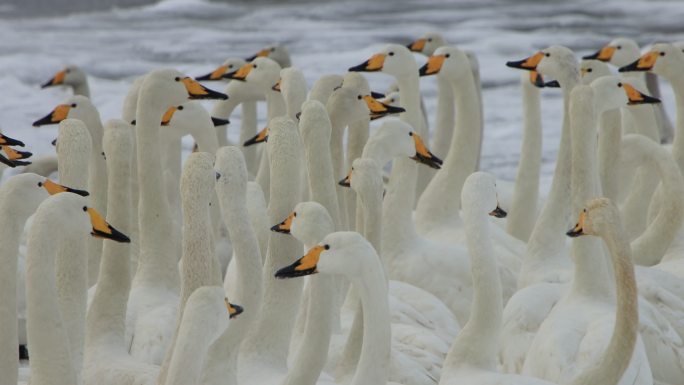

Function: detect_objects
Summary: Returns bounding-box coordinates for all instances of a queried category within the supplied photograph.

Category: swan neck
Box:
[382,157,418,253]
[669,76,684,172]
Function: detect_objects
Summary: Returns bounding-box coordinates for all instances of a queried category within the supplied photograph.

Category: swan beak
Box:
[41,69,67,88]
[364,95,405,120]
[371,91,385,99]
[0,153,18,168]
[275,245,325,279]
[348,53,386,72]
[160,106,179,126]
[506,52,544,71]
[566,210,586,238]
[407,38,427,53]
[619,51,658,73]
[225,299,244,319]
[243,126,269,147]
[489,205,507,218]
[42,179,89,197]
[419,55,446,76]
[211,117,230,126]
[0,134,25,147]
[529,71,546,88]
[246,48,270,62]
[32,104,71,127]
[196,64,229,81]
[544,80,561,88]
[223,63,253,81]
[181,77,228,100]
[623,83,661,105]
[271,212,295,234]
[87,207,130,243]
[583,45,616,61]
[339,170,352,187]
[410,132,443,169]
[3,146,32,164]
[272,79,282,92]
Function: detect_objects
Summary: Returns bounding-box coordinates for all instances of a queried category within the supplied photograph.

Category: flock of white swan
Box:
[3,31,684,385]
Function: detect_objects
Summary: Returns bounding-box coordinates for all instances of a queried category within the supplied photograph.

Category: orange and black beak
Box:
[211,117,230,126]
[225,298,244,319]
[223,63,253,82]
[87,207,131,243]
[0,153,17,168]
[364,95,405,120]
[272,79,282,92]
[349,53,386,72]
[196,65,230,81]
[530,71,545,88]
[246,48,270,62]
[419,54,446,76]
[271,211,295,234]
[407,38,427,53]
[0,134,25,147]
[583,45,616,62]
[410,132,442,169]
[33,104,71,127]
[3,146,32,166]
[244,126,269,146]
[160,106,180,126]
[339,169,352,187]
[622,83,661,105]
[275,245,325,279]
[489,205,507,218]
[506,52,545,71]
[619,51,659,73]
[566,210,586,238]
[181,77,228,100]
[41,69,67,89]
[41,178,89,197]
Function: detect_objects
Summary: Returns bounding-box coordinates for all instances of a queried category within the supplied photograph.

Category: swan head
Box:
[462,172,506,219]
[580,60,612,85]
[507,45,578,86]
[309,74,344,104]
[348,158,383,200]
[243,126,269,147]
[673,41,684,54]
[275,231,375,279]
[41,64,87,89]
[34,192,129,243]
[361,119,442,170]
[349,44,418,78]
[224,57,282,92]
[139,69,227,114]
[589,76,660,113]
[407,32,446,56]
[583,38,640,68]
[246,44,291,68]
[33,95,94,127]
[619,43,684,79]
[419,46,471,81]
[327,84,404,123]
[196,58,247,81]
[180,152,217,209]
[279,67,308,119]
[160,101,212,134]
[1,173,89,216]
[214,146,248,195]
[567,198,617,238]
[271,201,333,247]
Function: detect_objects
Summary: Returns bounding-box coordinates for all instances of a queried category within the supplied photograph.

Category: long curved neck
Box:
[240,101,259,174]
[507,79,542,242]
[358,181,383,257]
[329,115,349,228]
[345,120,369,230]
[306,129,342,230]
[266,90,286,120]
[569,90,611,298]
[569,218,638,385]
[521,73,579,287]
[210,95,240,147]
[431,72,455,158]
[444,204,501,372]
[74,81,90,98]
[85,115,108,285]
[133,93,179,291]
[26,225,79,385]
[416,68,481,226]
[597,110,622,202]
[349,254,391,385]
[397,69,426,136]
[667,75,684,173]
[0,197,32,384]
[382,157,419,254]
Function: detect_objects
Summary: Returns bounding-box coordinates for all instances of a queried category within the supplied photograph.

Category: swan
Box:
[126,69,226,366]
[33,95,109,285]
[237,116,303,385]
[0,144,31,168]
[200,146,264,385]
[246,43,292,68]
[275,231,397,385]
[26,192,129,385]
[407,32,484,166]
[40,64,90,97]
[196,58,248,81]
[309,74,343,104]
[520,84,655,385]
[0,174,87,384]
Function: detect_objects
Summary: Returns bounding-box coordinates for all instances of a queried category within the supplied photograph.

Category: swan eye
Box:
[270,47,276,52]
[228,65,233,69]
[583,208,587,212]
[83,206,88,212]
[71,103,77,108]
[102,152,106,160]
[445,53,450,58]
[617,45,622,50]
[427,38,432,42]
[388,52,394,56]
[408,132,413,136]
[324,244,330,250]
[357,95,362,100]
[617,82,623,87]
[587,68,593,72]
[293,212,297,217]
[545,53,550,57]
[253,64,258,69]
[178,105,184,110]
[37,182,43,187]
[65,68,71,73]
[174,77,180,82]
[660,52,666,56]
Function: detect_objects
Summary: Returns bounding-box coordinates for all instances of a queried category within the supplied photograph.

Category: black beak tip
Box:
[544,80,561,88]
[211,117,230,126]
[195,73,212,81]
[418,64,429,77]
[70,188,90,197]
[40,79,54,89]
[270,224,290,234]
[618,60,643,73]
[490,207,508,218]
[370,91,385,99]
[348,61,368,72]
[338,179,351,187]
[229,304,244,318]
[566,229,582,238]
[245,55,257,62]
[582,51,600,60]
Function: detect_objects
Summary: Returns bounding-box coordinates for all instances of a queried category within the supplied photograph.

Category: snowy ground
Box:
[1,0,683,189]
